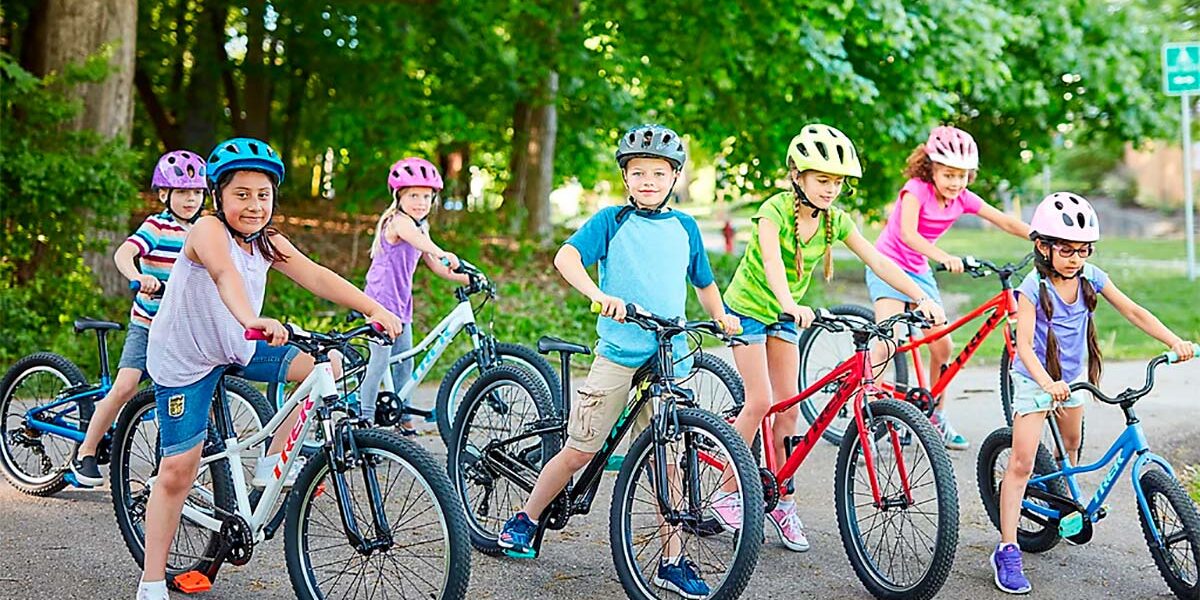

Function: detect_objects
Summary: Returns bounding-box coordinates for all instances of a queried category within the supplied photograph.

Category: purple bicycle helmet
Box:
[151,151,208,190]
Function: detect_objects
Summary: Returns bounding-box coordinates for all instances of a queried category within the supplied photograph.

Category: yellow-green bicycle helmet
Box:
[786,124,862,178]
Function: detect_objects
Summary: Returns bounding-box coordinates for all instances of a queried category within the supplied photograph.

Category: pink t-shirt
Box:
[874,178,984,273]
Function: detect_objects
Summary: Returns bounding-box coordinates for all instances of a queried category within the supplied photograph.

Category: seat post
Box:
[96,330,112,384]
[558,352,572,416]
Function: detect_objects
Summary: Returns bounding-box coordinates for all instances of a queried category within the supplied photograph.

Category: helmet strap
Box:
[791,179,822,218]
[163,189,204,224]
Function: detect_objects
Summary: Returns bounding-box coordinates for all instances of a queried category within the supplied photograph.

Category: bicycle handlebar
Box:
[129,279,166,298]
[933,253,1034,279]
[1035,342,1198,406]
[590,301,746,345]
[778,308,932,341]
[244,322,388,353]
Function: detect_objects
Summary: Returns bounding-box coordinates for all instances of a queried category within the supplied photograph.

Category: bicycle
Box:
[0,290,272,496]
[746,309,959,600]
[796,254,1034,445]
[109,322,470,599]
[277,258,561,446]
[449,303,763,600]
[976,343,1200,599]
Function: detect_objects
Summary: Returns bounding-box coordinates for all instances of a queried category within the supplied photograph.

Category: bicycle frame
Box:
[376,298,482,401]
[23,327,117,443]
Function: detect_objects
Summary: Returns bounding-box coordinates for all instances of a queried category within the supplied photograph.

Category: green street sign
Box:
[1164,42,1200,96]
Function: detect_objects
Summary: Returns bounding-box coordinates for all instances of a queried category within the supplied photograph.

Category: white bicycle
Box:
[109,322,470,600]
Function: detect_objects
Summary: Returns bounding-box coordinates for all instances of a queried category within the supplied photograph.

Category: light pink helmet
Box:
[1030,192,1100,242]
[925,126,979,171]
[387,157,443,192]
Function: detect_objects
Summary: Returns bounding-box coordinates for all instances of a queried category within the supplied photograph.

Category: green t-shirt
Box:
[724,191,855,324]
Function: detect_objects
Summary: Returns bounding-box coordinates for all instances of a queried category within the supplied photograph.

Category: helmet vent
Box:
[662,133,672,144]
[167,156,177,164]
[815,141,829,160]
[1061,214,1074,227]
[1069,196,1080,204]
[1076,213,1085,228]
[186,165,196,178]
[795,143,809,157]
[836,145,845,163]
[224,143,238,154]
[181,152,191,159]
[1054,201,1064,210]
[248,142,260,155]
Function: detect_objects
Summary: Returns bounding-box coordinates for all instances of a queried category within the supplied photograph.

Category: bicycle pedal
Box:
[503,547,537,559]
[1058,511,1084,538]
[172,571,212,594]
[63,472,93,489]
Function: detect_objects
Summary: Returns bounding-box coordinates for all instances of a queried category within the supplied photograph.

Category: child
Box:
[992,192,1193,594]
[71,150,208,486]
[135,138,404,600]
[359,157,468,432]
[716,124,946,551]
[496,124,739,599]
[868,125,1029,450]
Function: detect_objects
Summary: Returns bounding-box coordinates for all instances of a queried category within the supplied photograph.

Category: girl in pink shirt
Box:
[868,126,1029,450]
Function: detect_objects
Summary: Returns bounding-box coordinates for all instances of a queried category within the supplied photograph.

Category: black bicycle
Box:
[448,303,763,600]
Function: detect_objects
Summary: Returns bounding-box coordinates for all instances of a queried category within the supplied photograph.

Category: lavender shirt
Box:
[1013,264,1108,383]
[364,220,422,323]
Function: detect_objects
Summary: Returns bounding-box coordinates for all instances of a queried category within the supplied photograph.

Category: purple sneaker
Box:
[991,543,1031,594]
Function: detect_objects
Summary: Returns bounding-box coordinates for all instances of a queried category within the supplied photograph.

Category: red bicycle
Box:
[711,310,958,600]
[796,254,1034,445]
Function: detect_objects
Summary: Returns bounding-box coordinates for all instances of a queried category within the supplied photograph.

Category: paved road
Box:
[3,358,1198,600]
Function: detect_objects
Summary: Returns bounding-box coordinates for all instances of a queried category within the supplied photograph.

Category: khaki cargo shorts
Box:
[566,355,654,454]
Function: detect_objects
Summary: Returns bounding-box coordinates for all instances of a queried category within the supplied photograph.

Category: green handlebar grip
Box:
[591,301,602,314]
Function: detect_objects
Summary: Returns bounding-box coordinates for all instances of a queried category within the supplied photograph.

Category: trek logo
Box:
[276,394,316,480]
[598,380,651,455]
[413,327,456,381]
[1097,453,1126,497]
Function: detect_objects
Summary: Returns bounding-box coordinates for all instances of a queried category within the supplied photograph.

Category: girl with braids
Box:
[869,126,1030,451]
[715,124,945,552]
[992,192,1194,594]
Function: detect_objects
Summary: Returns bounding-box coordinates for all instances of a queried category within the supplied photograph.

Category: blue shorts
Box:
[154,341,299,457]
[117,324,151,381]
[1009,371,1086,417]
[865,268,943,305]
[726,305,798,345]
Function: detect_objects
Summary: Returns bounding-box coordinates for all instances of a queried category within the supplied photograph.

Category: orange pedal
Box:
[173,571,212,594]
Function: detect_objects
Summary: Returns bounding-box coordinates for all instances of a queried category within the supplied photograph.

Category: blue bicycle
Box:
[977,344,1200,599]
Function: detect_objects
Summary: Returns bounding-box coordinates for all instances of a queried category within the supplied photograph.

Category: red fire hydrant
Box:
[723,219,735,254]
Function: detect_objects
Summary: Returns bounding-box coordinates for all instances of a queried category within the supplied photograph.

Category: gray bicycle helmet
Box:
[616,124,687,170]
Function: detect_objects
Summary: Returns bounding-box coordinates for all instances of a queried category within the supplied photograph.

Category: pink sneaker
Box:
[768,504,810,552]
[709,492,742,532]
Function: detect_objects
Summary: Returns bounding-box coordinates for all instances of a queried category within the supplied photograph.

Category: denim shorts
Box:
[154,341,298,457]
[725,305,798,345]
[865,268,944,305]
[117,324,150,373]
[1009,371,1086,417]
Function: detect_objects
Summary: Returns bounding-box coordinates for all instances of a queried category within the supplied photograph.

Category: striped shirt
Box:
[126,211,188,327]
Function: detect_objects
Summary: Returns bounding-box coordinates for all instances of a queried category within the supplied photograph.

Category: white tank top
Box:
[147,227,271,387]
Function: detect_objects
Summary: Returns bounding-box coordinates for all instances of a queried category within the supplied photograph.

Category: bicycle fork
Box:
[853,390,915,510]
[325,416,394,554]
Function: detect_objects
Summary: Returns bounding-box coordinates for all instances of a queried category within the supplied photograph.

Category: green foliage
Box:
[0,51,141,362]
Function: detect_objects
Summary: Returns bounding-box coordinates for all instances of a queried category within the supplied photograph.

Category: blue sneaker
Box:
[654,557,711,599]
[991,543,1032,594]
[497,512,537,556]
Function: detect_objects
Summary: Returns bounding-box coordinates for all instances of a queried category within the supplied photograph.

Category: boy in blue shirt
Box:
[498,124,739,599]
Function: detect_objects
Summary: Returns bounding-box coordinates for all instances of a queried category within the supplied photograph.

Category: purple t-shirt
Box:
[874,178,984,273]
[1012,264,1109,383]
[364,220,422,323]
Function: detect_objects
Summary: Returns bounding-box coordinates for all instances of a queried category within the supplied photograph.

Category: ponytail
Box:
[1081,276,1103,385]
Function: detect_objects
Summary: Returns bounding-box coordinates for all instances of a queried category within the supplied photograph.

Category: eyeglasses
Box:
[1049,243,1094,258]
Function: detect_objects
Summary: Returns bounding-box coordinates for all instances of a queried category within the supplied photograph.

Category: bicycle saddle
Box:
[74,318,123,333]
[537,336,591,356]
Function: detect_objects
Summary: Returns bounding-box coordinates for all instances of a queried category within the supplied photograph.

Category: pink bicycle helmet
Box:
[924,126,979,171]
[387,158,443,192]
[1030,192,1100,242]
[151,150,207,190]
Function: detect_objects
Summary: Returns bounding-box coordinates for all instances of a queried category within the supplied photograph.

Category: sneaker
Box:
[768,503,810,552]
[136,579,170,600]
[497,512,537,556]
[991,543,1032,594]
[653,557,710,600]
[252,453,306,488]
[70,453,104,487]
[708,492,742,532]
[934,415,969,450]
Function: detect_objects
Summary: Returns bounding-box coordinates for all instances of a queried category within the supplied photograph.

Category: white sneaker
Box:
[252,453,306,487]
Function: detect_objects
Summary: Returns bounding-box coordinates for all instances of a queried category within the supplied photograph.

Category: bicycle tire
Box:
[684,351,745,417]
[436,342,560,446]
[798,304,909,446]
[975,427,1065,553]
[1137,468,1200,598]
[285,428,471,600]
[834,399,957,600]
[609,408,762,600]
[448,364,560,555]
[0,352,88,495]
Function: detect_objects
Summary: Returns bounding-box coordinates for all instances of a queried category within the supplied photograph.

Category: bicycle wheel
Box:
[834,399,956,600]
[436,342,561,446]
[110,383,273,574]
[678,352,744,420]
[1137,469,1200,598]
[975,427,1065,553]
[285,429,470,600]
[610,408,762,600]
[448,364,560,555]
[798,304,909,446]
[999,348,1086,456]
[0,352,88,496]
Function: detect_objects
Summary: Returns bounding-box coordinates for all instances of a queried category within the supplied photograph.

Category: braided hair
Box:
[1032,238,1101,385]
[788,164,835,283]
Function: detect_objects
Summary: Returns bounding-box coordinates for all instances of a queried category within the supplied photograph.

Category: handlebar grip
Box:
[244,329,270,341]
[591,301,602,314]
[1165,342,1200,364]
[777,313,795,323]
[129,280,141,291]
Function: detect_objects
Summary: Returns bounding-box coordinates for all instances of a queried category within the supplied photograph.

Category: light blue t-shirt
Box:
[566,206,715,374]
[1013,264,1109,383]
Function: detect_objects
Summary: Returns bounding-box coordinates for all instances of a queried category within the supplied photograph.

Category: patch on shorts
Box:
[168,394,185,418]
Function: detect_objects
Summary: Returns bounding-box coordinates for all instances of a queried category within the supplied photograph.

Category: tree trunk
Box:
[29,0,138,296]
[241,0,271,139]
[501,100,533,230]
[522,71,558,244]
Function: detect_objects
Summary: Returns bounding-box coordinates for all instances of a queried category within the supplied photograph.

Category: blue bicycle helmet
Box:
[207,137,286,185]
